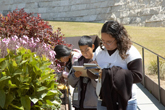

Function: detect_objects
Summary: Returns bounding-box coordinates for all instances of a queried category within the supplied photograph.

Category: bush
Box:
[0,8,72,109]
[0,8,71,47]
[0,47,62,110]
[0,36,55,62]
[0,8,72,77]
[148,58,165,80]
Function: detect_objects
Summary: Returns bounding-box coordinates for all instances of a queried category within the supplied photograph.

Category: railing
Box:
[133,41,165,103]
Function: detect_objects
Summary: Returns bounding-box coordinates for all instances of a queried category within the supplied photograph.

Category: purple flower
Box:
[35,38,40,42]
[49,51,55,59]
[11,35,18,42]
[22,35,29,41]
[2,38,10,46]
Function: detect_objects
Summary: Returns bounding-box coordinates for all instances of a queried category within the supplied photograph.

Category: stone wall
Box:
[0,0,165,27]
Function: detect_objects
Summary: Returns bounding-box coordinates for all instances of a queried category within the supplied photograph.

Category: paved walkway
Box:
[136,83,165,110]
[60,83,165,110]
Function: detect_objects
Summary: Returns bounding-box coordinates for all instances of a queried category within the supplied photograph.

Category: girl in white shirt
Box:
[93,21,143,110]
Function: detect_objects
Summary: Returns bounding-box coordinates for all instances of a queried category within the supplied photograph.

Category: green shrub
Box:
[148,58,165,80]
[0,47,62,110]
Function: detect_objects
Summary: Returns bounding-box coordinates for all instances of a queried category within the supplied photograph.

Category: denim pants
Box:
[97,99,137,110]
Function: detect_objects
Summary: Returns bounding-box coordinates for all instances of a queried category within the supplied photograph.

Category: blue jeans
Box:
[126,99,137,110]
[97,99,137,110]
[97,100,107,110]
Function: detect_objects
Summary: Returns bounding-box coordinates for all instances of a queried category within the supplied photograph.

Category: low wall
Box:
[0,0,165,26]
[144,75,165,106]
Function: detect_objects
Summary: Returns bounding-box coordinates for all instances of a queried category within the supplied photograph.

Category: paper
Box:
[72,66,88,77]
[84,63,101,76]
[73,93,78,100]
[73,63,101,77]
[84,63,101,69]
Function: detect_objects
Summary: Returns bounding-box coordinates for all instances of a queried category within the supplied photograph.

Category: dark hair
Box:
[101,20,132,59]
[78,35,93,47]
[54,45,71,59]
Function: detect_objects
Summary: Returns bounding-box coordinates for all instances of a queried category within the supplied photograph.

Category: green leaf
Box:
[10,103,24,110]
[5,93,14,108]
[0,76,11,82]
[19,59,28,65]
[37,86,47,92]
[12,60,17,67]
[8,80,17,88]
[30,97,38,104]
[13,72,22,77]
[0,60,7,70]
[0,58,6,63]
[21,95,30,110]
[0,89,6,108]
[15,55,22,64]
[51,100,61,106]
[19,83,30,90]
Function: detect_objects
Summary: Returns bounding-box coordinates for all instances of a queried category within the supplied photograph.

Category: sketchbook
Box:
[72,63,101,77]
[72,66,88,77]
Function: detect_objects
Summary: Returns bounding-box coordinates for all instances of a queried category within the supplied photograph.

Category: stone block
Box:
[49,7,63,13]
[24,8,38,14]
[25,2,38,9]
[142,0,150,6]
[60,0,69,6]
[86,2,102,9]
[150,7,161,15]
[114,0,124,6]
[69,10,89,17]
[107,1,115,7]
[111,5,124,12]
[129,10,138,17]
[57,12,67,18]
[38,1,60,8]
[71,4,87,11]
[86,8,98,15]
[40,13,50,19]
[120,11,130,18]
[122,17,131,24]
[100,1,110,8]
[15,3,26,9]
[0,4,10,10]
[145,21,165,27]
[96,13,107,21]
[130,17,142,24]
[70,0,88,5]
[38,8,47,13]
[2,0,13,5]
[146,14,165,22]
[12,0,23,3]
[82,14,97,21]
[163,0,165,7]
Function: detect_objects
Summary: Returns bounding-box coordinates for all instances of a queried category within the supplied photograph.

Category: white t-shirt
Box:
[93,45,142,101]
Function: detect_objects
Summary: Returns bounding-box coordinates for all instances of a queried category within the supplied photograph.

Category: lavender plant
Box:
[0,35,56,66]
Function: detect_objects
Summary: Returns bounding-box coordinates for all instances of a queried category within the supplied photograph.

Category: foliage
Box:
[0,8,73,76]
[0,47,62,110]
[0,8,71,47]
[0,36,55,63]
[148,58,165,80]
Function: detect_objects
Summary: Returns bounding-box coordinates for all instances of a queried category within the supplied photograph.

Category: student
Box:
[54,45,82,79]
[68,36,98,110]
[93,21,143,110]
[54,45,82,110]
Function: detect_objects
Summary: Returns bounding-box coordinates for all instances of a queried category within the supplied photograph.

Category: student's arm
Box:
[68,69,80,88]
[127,58,143,83]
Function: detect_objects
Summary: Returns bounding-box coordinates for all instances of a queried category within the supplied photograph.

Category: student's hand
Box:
[74,71,82,78]
[90,60,98,64]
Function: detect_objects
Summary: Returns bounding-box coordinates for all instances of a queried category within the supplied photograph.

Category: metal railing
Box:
[133,41,165,102]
